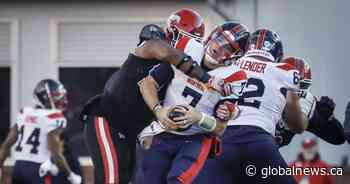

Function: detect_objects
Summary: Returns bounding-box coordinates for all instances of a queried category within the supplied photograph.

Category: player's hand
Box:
[140,135,153,150]
[215,101,239,121]
[67,172,82,184]
[207,76,227,95]
[155,107,179,130]
[171,105,201,126]
[39,159,59,177]
[316,96,335,120]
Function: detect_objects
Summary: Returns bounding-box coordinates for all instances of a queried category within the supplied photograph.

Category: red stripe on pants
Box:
[95,117,110,183]
[177,137,213,184]
[102,118,120,184]
[44,175,52,184]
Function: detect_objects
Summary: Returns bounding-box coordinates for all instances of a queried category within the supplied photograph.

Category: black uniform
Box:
[83,54,168,184]
[277,96,346,147]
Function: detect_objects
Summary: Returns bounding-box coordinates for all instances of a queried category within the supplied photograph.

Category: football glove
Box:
[67,172,82,184]
[316,96,335,120]
[39,159,59,177]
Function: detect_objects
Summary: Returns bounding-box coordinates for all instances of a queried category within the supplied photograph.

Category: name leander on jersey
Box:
[236,60,267,73]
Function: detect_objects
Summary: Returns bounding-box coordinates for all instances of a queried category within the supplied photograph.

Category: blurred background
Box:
[0,0,349,183]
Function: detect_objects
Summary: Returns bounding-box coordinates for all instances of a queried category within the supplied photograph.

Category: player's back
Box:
[99,53,162,133]
[13,107,66,164]
[232,56,299,134]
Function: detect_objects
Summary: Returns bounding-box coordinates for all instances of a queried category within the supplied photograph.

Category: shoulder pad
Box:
[275,63,295,71]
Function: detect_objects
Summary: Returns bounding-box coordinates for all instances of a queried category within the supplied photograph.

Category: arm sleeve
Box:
[299,92,317,119]
[149,63,174,90]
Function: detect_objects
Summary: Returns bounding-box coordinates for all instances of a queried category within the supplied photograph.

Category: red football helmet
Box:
[204,22,250,66]
[284,56,312,90]
[166,8,205,46]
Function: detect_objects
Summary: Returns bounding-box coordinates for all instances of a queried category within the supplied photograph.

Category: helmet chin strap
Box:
[45,83,56,109]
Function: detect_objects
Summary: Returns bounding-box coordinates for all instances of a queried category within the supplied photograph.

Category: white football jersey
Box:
[229,56,299,135]
[13,107,67,163]
[162,64,246,135]
[298,91,317,119]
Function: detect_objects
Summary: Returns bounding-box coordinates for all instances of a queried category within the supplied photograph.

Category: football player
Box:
[0,79,81,184]
[136,22,249,184]
[80,9,233,184]
[275,57,346,147]
[194,29,307,184]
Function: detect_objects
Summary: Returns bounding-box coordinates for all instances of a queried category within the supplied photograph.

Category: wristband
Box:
[185,61,197,75]
[152,103,162,114]
[176,55,191,69]
[198,113,217,132]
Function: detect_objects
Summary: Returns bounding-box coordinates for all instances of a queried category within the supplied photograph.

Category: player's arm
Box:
[0,124,18,168]
[135,40,223,92]
[47,127,73,175]
[285,90,308,133]
[138,63,178,130]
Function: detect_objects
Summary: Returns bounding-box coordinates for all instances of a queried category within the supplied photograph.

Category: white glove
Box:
[39,160,59,177]
[67,172,82,184]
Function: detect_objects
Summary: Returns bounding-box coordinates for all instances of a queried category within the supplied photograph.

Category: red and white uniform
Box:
[230,56,299,135]
[13,107,66,163]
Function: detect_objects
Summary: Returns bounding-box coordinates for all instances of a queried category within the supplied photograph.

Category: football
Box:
[167,105,189,122]
[167,105,192,131]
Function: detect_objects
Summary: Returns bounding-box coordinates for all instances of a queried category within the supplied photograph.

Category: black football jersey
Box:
[99,54,167,136]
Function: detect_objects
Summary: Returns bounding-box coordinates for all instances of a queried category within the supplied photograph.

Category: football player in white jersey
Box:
[136,22,249,184]
[276,57,346,146]
[0,79,81,184]
[194,29,308,184]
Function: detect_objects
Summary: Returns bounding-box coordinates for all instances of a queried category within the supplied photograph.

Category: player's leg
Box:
[241,127,297,184]
[12,161,44,184]
[84,116,126,184]
[136,133,176,184]
[167,135,212,184]
[192,141,241,184]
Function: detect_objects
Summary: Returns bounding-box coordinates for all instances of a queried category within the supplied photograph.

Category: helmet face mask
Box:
[166,8,205,47]
[204,22,250,66]
[33,79,68,111]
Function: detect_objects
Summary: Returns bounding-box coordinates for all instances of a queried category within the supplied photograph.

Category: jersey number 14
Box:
[15,125,41,154]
